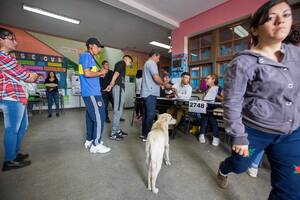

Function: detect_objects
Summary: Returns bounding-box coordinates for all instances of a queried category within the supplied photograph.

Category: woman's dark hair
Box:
[0,27,15,40]
[250,0,290,46]
[46,71,58,81]
[284,26,300,45]
[136,69,143,78]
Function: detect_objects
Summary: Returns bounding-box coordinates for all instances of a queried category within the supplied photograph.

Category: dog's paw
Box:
[165,160,171,166]
[147,185,151,191]
[153,188,159,194]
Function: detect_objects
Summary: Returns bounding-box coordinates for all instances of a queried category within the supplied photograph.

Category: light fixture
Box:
[22,4,80,24]
[233,25,248,38]
[149,41,171,49]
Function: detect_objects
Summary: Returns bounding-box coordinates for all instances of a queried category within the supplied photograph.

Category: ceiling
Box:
[0,0,227,57]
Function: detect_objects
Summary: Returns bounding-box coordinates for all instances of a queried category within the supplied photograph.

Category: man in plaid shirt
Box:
[0,27,38,171]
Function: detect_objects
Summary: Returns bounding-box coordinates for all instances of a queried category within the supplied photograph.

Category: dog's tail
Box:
[145,140,150,166]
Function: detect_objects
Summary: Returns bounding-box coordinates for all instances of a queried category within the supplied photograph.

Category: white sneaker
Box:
[90,144,111,154]
[84,140,93,149]
[247,167,258,178]
[212,137,220,146]
[199,134,206,143]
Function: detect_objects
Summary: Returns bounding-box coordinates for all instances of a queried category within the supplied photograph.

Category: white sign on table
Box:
[188,100,208,114]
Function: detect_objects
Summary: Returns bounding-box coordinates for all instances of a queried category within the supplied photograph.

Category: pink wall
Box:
[172,0,268,55]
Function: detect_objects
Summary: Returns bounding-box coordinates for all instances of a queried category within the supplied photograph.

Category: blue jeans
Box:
[0,100,28,161]
[142,95,157,137]
[82,96,105,146]
[199,113,219,138]
[219,126,300,200]
[251,150,264,168]
[47,91,59,114]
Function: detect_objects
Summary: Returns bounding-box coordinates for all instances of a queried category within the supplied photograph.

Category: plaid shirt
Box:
[0,51,31,104]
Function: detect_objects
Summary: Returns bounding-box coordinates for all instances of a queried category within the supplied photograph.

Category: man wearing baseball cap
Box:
[79,37,110,154]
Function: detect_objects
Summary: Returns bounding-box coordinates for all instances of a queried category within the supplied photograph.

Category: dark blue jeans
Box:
[199,113,219,138]
[142,95,157,137]
[47,91,59,114]
[219,126,300,200]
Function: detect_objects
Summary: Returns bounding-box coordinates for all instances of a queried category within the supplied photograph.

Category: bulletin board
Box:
[11,51,66,89]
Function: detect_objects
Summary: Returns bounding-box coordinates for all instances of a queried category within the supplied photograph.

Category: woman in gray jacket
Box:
[216,1,300,199]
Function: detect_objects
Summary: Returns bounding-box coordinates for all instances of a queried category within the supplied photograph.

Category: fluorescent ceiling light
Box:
[149,41,170,49]
[191,53,198,57]
[23,4,80,24]
[233,25,248,38]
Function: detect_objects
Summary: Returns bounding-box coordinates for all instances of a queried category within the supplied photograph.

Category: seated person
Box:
[167,72,192,127]
[197,74,221,146]
[160,74,175,98]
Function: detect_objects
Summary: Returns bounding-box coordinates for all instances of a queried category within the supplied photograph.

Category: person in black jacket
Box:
[100,60,114,123]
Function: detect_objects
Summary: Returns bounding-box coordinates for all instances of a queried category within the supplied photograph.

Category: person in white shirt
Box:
[167,72,192,127]
[198,74,221,146]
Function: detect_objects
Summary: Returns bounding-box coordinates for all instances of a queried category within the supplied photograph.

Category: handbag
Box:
[1,70,35,98]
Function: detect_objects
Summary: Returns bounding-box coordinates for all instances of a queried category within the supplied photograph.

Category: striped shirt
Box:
[0,51,31,104]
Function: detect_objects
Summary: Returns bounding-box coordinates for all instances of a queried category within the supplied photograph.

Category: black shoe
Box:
[118,130,128,137]
[56,113,60,117]
[15,153,29,162]
[120,118,125,122]
[105,118,111,123]
[2,160,31,171]
[48,114,52,118]
[109,134,123,141]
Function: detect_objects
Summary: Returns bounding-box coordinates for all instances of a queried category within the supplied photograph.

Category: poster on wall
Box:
[71,75,81,95]
[125,55,138,76]
[170,54,187,80]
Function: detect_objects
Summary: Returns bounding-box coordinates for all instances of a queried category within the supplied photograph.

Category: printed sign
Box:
[188,100,207,114]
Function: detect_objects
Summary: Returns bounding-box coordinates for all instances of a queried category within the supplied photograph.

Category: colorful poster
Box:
[126,55,138,76]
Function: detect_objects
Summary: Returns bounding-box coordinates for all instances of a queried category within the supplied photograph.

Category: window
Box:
[216,62,230,88]
[217,21,250,60]
[188,33,212,63]
[190,66,200,89]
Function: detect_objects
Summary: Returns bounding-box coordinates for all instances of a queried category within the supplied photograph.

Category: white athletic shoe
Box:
[247,167,258,178]
[212,137,220,146]
[84,140,93,149]
[199,134,206,143]
[90,144,111,154]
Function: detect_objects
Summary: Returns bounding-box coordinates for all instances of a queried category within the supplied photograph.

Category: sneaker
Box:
[84,140,93,149]
[217,170,228,189]
[139,135,145,139]
[118,130,128,137]
[90,144,111,154]
[247,167,258,178]
[2,160,31,171]
[109,134,123,141]
[142,138,147,143]
[105,118,111,123]
[212,137,220,146]
[47,114,52,118]
[15,153,29,162]
[199,134,206,143]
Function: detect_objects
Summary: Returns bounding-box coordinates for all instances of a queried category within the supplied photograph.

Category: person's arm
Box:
[223,58,250,157]
[104,71,120,92]
[0,55,38,82]
[84,68,107,77]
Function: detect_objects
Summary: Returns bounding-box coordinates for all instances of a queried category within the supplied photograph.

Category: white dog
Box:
[145,113,176,194]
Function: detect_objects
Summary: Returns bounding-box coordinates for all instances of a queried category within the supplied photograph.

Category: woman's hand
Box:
[232,145,249,157]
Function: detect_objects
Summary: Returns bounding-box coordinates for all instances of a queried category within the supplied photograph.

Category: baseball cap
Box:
[86,37,104,48]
